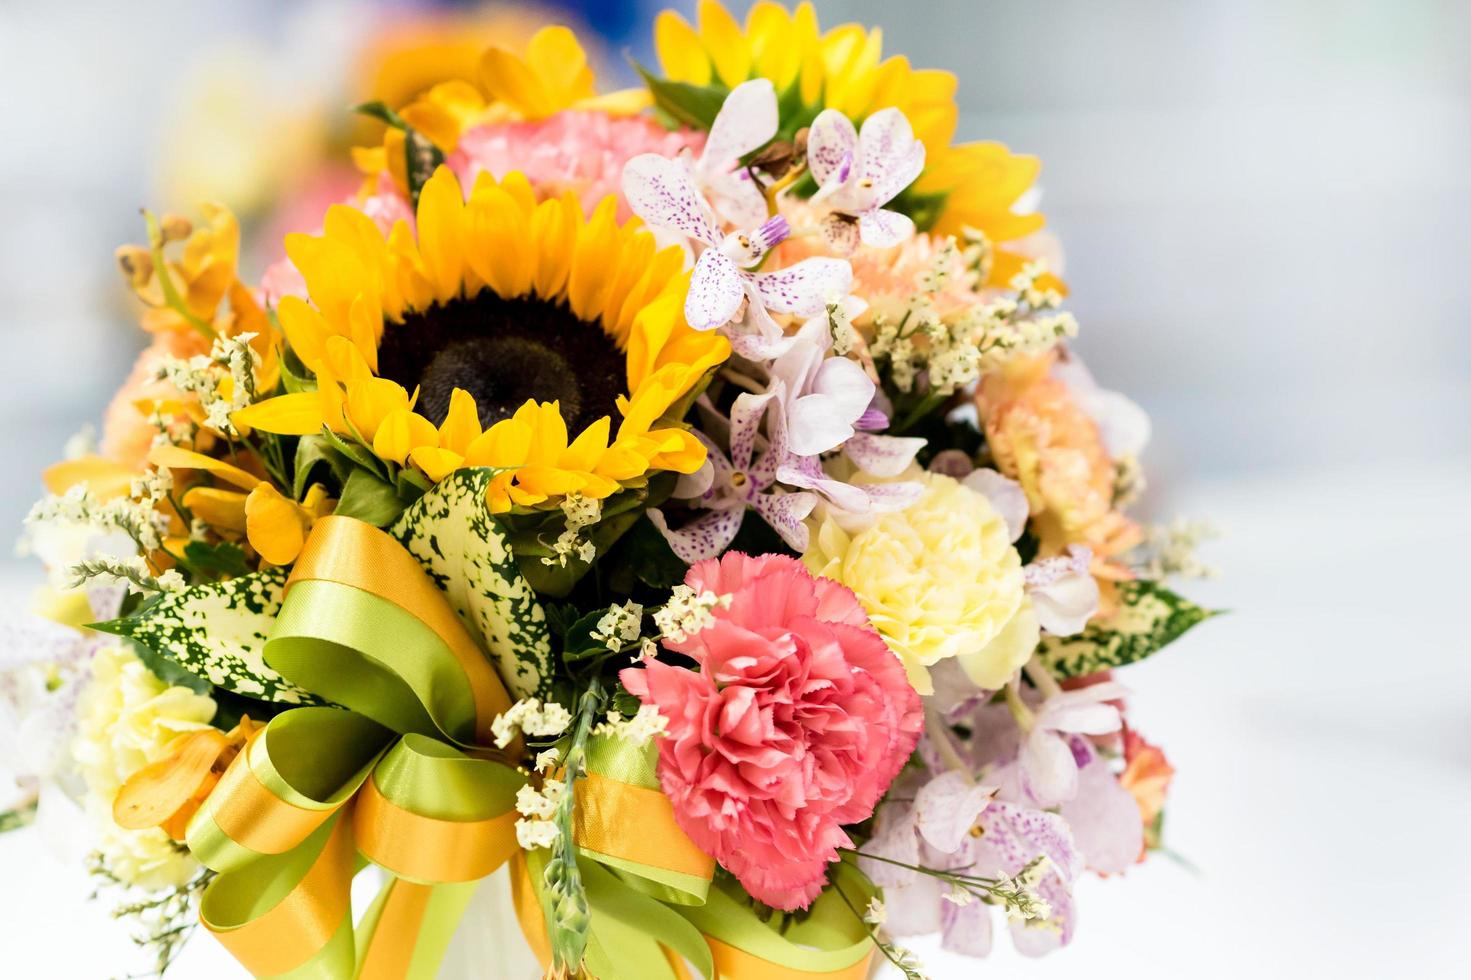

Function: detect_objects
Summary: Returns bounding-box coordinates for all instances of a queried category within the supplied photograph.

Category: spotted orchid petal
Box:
[751,490,818,552]
[806,108,858,191]
[858,208,915,248]
[819,214,861,255]
[776,457,871,512]
[913,771,998,853]
[622,153,723,247]
[857,108,927,204]
[728,388,778,473]
[1059,754,1145,875]
[1025,546,1100,636]
[699,79,779,178]
[688,246,745,331]
[846,432,926,477]
[784,357,873,457]
[748,257,852,318]
[647,506,744,563]
[941,894,994,958]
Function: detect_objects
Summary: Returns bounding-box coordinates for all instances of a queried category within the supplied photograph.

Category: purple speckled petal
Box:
[858,480,925,513]
[941,895,994,958]
[806,108,858,190]
[819,213,860,255]
[728,388,778,473]
[751,490,817,552]
[1059,755,1145,875]
[621,153,721,246]
[687,247,745,331]
[913,771,997,853]
[845,432,926,477]
[1009,876,1074,956]
[749,258,852,317]
[980,800,1084,882]
[857,107,927,204]
[962,469,1029,542]
[858,207,915,248]
[775,458,871,513]
[701,79,779,174]
[646,506,744,563]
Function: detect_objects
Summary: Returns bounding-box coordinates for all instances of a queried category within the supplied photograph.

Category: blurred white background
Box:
[1,0,1468,976]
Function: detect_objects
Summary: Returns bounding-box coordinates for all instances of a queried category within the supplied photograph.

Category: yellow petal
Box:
[276,296,331,374]
[415,166,466,304]
[408,446,465,482]
[231,392,328,438]
[183,487,248,532]
[699,0,751,87]
[42,456,137,499]
[345,377,411,441]
[373,409,439,465]
[148,445,263,491]
[438,388,482,455]
[525,26,596,106]
[654,11,711,85]
[245,484,311,566]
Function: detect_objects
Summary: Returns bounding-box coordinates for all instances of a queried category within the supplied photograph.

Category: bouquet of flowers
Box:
[10,3,1214,977]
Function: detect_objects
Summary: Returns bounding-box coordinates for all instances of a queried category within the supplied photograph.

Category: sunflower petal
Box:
[244,483,311,566]
[231,393,328,438]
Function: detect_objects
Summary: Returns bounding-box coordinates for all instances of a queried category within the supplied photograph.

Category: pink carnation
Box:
[620,553,923,910]
[450,110,703,220]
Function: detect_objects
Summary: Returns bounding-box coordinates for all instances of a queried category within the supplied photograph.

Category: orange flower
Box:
[977,352,1141,566]
[1119,728,1175,857]
[113,715,261,841]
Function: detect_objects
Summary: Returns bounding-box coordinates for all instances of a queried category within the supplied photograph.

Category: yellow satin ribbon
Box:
[288,516,513,745]
[353,773,520,883]
[573,770,714,882]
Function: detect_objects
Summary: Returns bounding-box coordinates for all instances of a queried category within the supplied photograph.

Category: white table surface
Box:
[3,462,1468,978]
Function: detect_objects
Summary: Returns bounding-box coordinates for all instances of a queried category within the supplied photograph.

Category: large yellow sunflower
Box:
[237,166,728,512]
[653,0,1050,288]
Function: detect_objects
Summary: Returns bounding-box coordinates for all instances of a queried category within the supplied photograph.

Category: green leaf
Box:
[634,62,728,130]
[404,129,444,204]
[354,100,407,129]
[93,570,321,704]
[0,801,36,834]
[127,635,211,694]
[321,425,388,479]
[278,343,317,395]
[1037,580,1216,678]
[334,467,406,526]
[612,515,688,590]
[182,540,251,579]
[390,468,554,700]
[293,434,350,499]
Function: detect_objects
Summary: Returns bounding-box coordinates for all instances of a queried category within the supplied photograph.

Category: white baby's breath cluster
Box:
[514,777,566,850]
[152,332,258,437]
[871,256,1079,396]
[26,483,168,554]
[591,704,668,747]
[652,585,731,643]
[827,299,857,356]
[129,466,174,506]
[491,698,574,749]
[542,493,601,568]
[590,600,643,652]
[1133,517,1220,581]
[863,896,887,926]
[993,856,1053,922]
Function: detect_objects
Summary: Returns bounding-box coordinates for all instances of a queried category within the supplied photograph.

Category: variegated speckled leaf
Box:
[1037,580,1214,679]
[391,468,553,700]
[97,569,321,704]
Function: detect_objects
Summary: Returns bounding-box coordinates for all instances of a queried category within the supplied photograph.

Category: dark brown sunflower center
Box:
[377,293,625,431]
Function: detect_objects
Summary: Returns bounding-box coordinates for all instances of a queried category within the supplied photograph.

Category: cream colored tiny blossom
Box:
[515,779,564,820]
[129,467,173,505]
[543,494,603,568]
[863,896,887,926]
[154,569,187,592]
[515,817,559,850]
[633,637,659,663]
[591,601,643,651]
[654,585,730,642]
[592,704,668,747]
[1133,517,1219,580]
[827,300,856,355]
[534,749,561,773]
[525,701,572,738]
[941,884,975,907]
[492,698,575,747]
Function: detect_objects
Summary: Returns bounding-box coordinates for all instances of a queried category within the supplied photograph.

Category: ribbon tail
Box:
[356,877,482,980]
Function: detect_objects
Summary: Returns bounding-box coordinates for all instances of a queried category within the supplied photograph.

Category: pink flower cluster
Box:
[621,553,922,910]
[451,110,703,220]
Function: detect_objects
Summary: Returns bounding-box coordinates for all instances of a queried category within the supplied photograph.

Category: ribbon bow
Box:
[182,515,876,979]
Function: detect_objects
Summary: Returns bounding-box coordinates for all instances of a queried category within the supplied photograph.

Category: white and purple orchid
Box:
[686,78,777,229]
[1024,545,1101,635]
[647,390,817,559]
[808,106,926,254]
[1013,681,1129,808]
[623,132,851,333]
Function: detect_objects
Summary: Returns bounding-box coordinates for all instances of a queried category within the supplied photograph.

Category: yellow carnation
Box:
[73,643,215,890]
[804,473,1037,694]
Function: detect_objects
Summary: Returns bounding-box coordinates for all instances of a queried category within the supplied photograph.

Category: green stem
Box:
[545,678,604,974]
[142,211,216,342]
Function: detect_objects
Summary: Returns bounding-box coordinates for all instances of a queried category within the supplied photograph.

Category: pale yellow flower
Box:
[804,473,1036,694]
[73,644,215,890]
